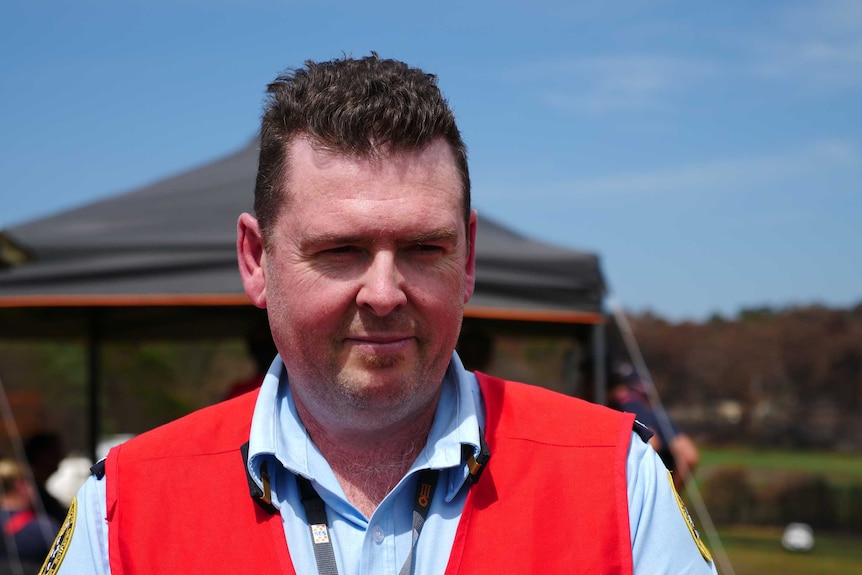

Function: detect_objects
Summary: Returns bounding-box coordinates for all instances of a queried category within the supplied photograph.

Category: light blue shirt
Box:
[53,353,717,574]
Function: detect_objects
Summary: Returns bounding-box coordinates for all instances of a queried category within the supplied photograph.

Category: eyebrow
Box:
[405,229,460,244]
[306,228,459,247]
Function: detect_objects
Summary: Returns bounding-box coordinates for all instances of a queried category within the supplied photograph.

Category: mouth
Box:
[345,334,415,355]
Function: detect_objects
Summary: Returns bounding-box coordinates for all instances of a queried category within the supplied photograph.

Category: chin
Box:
[338,368,417,400]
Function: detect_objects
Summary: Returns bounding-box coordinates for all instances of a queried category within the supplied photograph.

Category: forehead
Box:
[281,138,464,230]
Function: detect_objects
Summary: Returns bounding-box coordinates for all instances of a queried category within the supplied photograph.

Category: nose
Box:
[355,251,408,316]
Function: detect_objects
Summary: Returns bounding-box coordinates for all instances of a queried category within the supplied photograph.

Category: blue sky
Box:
[1,0,860,321]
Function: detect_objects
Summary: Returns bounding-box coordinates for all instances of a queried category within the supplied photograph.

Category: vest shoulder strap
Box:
[444,374,634,575]
[105,390,296,575]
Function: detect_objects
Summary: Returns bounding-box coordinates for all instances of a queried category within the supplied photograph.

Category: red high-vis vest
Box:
[105,373,635,574]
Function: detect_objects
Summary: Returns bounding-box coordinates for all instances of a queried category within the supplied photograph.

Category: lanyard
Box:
[296,469,440,575]
[240,436,490,575]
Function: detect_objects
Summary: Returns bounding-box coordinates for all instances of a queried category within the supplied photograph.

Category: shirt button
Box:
[371,525,385,543]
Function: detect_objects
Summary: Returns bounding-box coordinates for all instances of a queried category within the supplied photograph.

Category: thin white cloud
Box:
[510,2,862,118]
[781,0,862,39]
[749,0,862,91]
[513,54,716,115]
[558,139,860,200]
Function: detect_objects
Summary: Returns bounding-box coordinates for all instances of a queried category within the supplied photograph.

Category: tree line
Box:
[620,302,862,451]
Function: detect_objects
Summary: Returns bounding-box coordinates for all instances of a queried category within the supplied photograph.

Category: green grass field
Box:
[692,447,862,574]
[716,526,862,575]
[698,447,862,483]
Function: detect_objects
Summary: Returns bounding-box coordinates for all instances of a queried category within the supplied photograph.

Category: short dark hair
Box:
[254,53,470,245]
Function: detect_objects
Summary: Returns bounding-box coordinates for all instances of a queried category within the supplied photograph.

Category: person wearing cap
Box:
[609,368,701,491]
[43,54,717,575]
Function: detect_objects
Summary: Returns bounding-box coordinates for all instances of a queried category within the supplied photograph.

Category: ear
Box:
[237,213,267,308]
[463,209,478,303]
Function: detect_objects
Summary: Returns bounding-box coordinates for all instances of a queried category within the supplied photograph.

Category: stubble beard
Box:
[287,316,450,431]
[331,331,439,419]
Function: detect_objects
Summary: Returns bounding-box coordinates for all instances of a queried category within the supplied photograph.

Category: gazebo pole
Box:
[592,320,606,406]
[87,308,102,464]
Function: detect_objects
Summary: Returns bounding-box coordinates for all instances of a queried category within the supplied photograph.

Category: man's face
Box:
[259,137,476,430]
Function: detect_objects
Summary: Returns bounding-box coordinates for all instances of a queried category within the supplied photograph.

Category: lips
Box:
[346,334,415,354]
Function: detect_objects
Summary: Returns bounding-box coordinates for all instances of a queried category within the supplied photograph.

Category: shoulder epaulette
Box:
[90,458,107,480]
[633,419,654,443]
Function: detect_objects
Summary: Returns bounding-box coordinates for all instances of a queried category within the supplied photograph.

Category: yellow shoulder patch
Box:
[668,470,713,564]
[38,497,77,575]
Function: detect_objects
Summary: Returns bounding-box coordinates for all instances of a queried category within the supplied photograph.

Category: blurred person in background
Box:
[608,367,701,490]
[24,432,67,523]
[455,328,494,373]
[1,459,60,571]
[223,316,279,400]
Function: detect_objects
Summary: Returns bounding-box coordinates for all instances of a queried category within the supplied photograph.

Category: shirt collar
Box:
[246,352,484,503]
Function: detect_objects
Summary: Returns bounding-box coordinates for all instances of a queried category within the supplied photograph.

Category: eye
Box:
[316,245,364,262]
[407,243,446,256]
[326,245,360,254]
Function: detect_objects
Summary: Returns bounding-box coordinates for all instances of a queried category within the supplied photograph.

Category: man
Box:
[43,54,717,574]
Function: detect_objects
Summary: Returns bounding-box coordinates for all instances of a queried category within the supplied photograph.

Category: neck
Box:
[296,398,439,517]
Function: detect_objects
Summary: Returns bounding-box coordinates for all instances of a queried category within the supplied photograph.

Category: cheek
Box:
[407,271,467,335]
[408,262,467,307]
[268,265,353,329]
